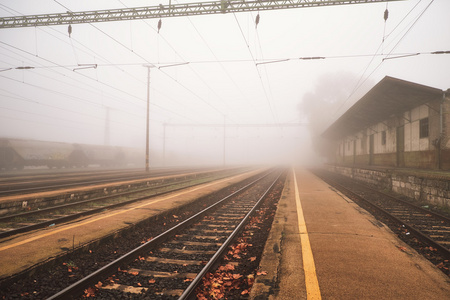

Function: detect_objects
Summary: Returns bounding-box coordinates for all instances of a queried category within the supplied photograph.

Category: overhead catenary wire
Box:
[173,0,245,123]
[0,41,143,108]
[0,40,197,126]
[232,12,277,124]
[0,31,197,125]
[383,0,435,60]
[0,66,146,121]
[338,3,394,114]
[254,16,279,125]
[0,1,446,135]
[382,0,423,50]
[2,42,446,128]
[49,27,197,122]
[79,0,232,123]
[0,74,134,121]
[2,49,447,70]
[0,8,143,103]
[92,18,226,123]
[0,2,204,125]
[0,88,146,131]
[331,0,435,121]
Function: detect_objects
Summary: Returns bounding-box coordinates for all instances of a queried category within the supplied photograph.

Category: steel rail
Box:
[179,171,282,299]
[315,169,450,224]
[351,178,450,224]
[0,0,404,28]
[316,171,450,260]
[47,169,275,300]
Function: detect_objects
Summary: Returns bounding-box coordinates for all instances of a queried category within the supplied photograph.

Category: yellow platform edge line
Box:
[293,168,322,300]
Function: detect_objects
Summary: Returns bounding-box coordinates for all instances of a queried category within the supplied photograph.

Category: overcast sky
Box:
[0,0,449,165]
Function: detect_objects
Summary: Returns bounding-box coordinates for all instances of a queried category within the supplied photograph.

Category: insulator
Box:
[384,9,389,21]
[68,24,72,37]
[255,13,260,28]
[158,19,162,33]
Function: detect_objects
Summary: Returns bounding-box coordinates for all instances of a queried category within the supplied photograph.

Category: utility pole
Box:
[142,63,187,171]
[143,65,154,172]
[163,122,166,167]
[223,115,226,166]
[104,106,110,146]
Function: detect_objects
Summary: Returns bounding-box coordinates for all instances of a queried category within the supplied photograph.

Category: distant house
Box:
[322,76,450,170]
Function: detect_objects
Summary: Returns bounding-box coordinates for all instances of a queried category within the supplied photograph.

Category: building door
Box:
[397,126,405,167]
[369,134,374,165]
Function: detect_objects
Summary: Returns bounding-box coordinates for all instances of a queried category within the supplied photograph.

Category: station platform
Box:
[250,169,450,299]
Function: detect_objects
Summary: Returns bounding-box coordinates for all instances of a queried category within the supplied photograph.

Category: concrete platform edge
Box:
[250,171,306,299]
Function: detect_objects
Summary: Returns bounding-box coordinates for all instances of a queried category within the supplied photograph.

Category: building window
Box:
[381,131,386,145]
[419,118,429,139]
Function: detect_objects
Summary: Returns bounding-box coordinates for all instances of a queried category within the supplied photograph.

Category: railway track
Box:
[314,169,450,274]
[46,170,284,299]
[0,168,212,197]
[0,168,245,216]
[0,169,246,239]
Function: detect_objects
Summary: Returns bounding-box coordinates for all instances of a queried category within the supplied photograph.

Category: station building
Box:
[323,76,450,171]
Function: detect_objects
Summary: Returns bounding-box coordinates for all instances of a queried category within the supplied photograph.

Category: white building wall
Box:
[338,103,432,159]
[338,141,344,156]
[378,122,396,154]
[387,127,396,152]
[405,118,412,151]
[373,122,389,154]
[365,128,371,153]
[356,133,364,155]
[344,138,354,157]
[404,104,429,152]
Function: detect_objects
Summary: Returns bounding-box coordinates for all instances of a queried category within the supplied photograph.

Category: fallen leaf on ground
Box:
[257,271,267,276]
[84,287,96,297]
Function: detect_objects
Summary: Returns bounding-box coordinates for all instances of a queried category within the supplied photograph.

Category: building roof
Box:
[322,76,443,140]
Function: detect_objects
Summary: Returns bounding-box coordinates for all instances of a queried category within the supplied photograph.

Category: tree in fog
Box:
[299,72,365,161]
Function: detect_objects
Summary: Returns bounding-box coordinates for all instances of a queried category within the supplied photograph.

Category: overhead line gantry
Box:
[0,0,403,29]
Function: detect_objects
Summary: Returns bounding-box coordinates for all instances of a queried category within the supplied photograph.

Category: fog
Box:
[298,72,374,164]
[0,1,449,168]
[155,123,309,167]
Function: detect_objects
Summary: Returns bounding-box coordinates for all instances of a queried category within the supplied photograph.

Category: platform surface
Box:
[251,168,450,299]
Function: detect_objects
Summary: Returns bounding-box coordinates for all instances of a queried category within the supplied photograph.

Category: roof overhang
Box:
[322,76,443,140]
